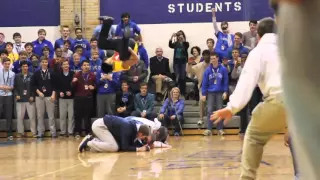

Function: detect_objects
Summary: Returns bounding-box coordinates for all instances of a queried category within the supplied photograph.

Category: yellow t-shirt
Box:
[111,43,139,72]
[8,53,19,64]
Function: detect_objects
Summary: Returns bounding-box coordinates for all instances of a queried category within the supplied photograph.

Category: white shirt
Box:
[227,33,283,114]
[13,42,26,54]
[126,116,161,132]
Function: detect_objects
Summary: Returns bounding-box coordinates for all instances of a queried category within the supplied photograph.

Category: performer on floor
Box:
[210,18,287,180]
[97,16,139,74]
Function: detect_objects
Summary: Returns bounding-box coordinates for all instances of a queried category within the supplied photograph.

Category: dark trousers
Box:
[249,87,262,114]
[74,96,93,134]
[193,79,199,101]
[131,111,158,120]
[174,63,186,96]
[98,18,130,60]
[161,114,184,133]
[0,96,13,133]
[238,104,249,134]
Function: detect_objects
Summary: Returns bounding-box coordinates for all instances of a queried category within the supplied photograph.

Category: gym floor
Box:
[0,135,293,180]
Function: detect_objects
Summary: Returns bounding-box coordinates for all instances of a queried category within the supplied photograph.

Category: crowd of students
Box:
[0,10,262,140]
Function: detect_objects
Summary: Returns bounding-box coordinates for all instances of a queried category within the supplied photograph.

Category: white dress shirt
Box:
[227,33,283,114]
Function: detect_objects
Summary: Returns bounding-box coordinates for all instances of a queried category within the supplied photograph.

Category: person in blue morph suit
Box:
[211,8,234,60]
[201,52,229,136]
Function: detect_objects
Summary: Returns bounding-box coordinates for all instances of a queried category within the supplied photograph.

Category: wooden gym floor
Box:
[0,135,294,180]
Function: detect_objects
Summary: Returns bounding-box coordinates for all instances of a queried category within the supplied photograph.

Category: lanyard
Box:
[41,69,49,80]
[3,70,9,85]
[82,73,89,84]
[212,68,219,77]
[22,74,29,89]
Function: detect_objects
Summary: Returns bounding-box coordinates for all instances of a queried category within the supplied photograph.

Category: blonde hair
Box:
[169,87,181,101]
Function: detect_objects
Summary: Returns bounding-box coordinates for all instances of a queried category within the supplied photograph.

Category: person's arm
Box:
[120,70,134,82]
[201,70,209,96]
[91,73,96,89]
[176,100,185,117]
[138,62,148,81]
[183,41,190,50]
[134,95,142,113]
[126,93,134,112]
[153,141,171,148]
[164,59,171,77]
[134,23,143,42]
[168,39,176,49]
[227,49,261,114]
[115,24,121,37]
[160,99,169,114]
[119,132,137,152]
[211,8,220,35]
[140,48,149,68]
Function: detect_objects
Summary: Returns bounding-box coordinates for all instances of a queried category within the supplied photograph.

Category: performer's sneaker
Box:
[218,130,225,136]
[78,135,93,153]
[203,130,212,136]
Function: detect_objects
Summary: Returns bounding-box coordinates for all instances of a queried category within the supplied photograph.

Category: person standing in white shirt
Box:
[211,18,287,180]
[12,33,26,54]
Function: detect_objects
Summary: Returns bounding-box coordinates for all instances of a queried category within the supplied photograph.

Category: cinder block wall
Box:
[60,0,100,39]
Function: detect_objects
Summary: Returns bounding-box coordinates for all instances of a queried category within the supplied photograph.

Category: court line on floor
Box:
[23,163,83,180]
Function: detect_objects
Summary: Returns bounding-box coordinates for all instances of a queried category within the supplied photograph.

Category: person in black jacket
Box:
[149,48,175,102]
[115,81,134,117]
[169,31,189,97]
[14,61,36,138]
[78,115,150,153]
[57,60,75,137]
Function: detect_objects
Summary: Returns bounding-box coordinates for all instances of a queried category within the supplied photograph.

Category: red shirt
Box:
[72,71,96,97]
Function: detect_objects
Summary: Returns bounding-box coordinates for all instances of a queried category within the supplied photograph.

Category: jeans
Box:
[207,92,224,130]
[173,63,186,95]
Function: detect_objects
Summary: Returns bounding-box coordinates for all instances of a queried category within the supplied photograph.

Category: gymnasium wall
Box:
[1,0,273,69]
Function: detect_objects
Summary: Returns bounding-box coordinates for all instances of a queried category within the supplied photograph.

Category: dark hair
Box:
[202,49,211,56]
[156,126,168,142]
[140,82,148,88]
[121,80,128,85]
[206,38,215,45]
[42,46,50,52]
[221,21,229,26]
[190,46,201,55]
[90,37,98,42]
[20,61,29,67]
[75,27,82,33]
[30,54,39,60]
[2,57,10,63]
[121,12,131,19]
[257,18,276,38]
[64,40,71,46]
[138,124,150,136]
[19,51,28,56]
[6,42,13,47]
[0,49,8,55]
[38,29,46,35]
[24,42,33,48]
[40,56,49,62]
[235,32,243,39]
[210,52,219,58]
[249,20,258,25]
[232,48,240,53]
[13,32,21,39]
[177,30,186,40]
[74,45,83,50]
[62,60,69,65]
[81,59,90,66]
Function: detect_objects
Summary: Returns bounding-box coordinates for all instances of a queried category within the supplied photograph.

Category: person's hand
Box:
[39,92,44,98]
[284,131,290,147]
[141,112,146,117]
[170,115,176,120]
[222,92,227,100]
[66,91,72,96]
[210,108,233,125]
[103,74,112,81]
[72,78,78,82]
[123,106,126,111]
[159,114,164,119]
[16,96,20,100]
[60,92,64,98]
[212,8,216,17]
[88,85,94,90]
[117,107,122,113]
[29,97,34,102]
[50,95,55,102]
[172,33,177,38]
[201,96,206,102]
[133,76,139,82]
[137,145,148,152]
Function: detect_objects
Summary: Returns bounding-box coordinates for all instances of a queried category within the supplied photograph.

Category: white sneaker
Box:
[203,130,212,136]
[218,130,225,136]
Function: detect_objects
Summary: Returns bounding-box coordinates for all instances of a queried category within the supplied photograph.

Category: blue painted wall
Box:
[100,0,274,24]
[0,0,60,27]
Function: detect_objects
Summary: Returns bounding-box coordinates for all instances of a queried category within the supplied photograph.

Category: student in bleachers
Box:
[115,12,142,41]
[72,60,96,137]
[169,30,189,98]
[12,33,26,54]
[87,38,105,60]
[32,29,54,59]
[221,57,231,74]
[115,81,134,117]
[0,58,15,139]
[70,53,82,73]
[212,8,234,60]
[186,50,211,125]
[158,87,185,136]
[0,33,5,51]
[14,61,36,138]
[29,54,40,72]
[57,60,75,137]
[201,52,229,136]
[200,39,215,62]
[54,25,74,49]
[31,57,57,138]
[133,35,148,68]
[96,69,120,116]
[50,48,64,73]
[186,46,201,104]
[149,47,174,102]
[73,45,87,62]
[12,51,32,74]
[24,43,35,59]
[131,82,157,120]
[228,49,242,92]
[226,32,249,59]
[6,42,19,64]
[242,20,258,50]
[120,59,148,94]
[73,28,90,53]
[188,46,201,65]
[62,40,73,60]
[231,54,249,138]
[89,51,102,75]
